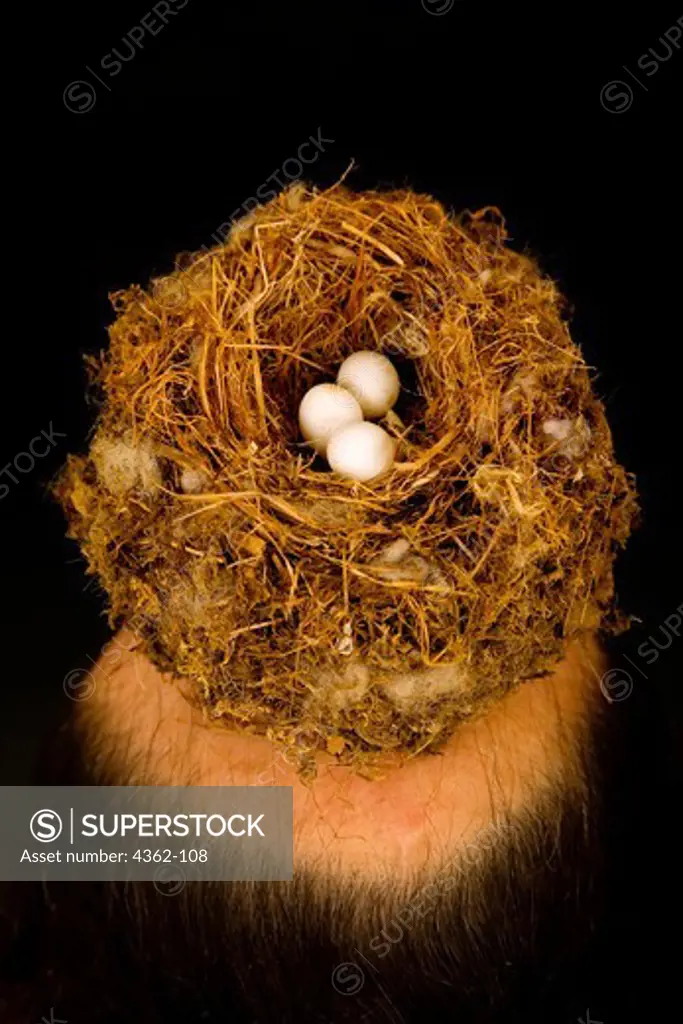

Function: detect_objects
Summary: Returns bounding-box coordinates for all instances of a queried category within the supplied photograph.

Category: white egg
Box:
[327,422,396,482]
[336,350,400,418]
[298,383,364,455]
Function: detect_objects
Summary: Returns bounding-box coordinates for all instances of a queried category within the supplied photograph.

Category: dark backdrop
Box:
[3,2,682,1021]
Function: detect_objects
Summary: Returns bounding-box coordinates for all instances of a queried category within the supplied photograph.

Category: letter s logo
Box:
[30,809,63,842]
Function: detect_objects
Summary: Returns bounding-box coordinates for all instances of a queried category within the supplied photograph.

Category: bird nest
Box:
[55,181,638,775]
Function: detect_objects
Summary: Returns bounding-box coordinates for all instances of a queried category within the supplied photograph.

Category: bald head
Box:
[7,628,625,1024]
[75,629,605,877]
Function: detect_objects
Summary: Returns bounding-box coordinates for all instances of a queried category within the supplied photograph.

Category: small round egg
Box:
[336,350,400,419]
[298,383,364,455]
[327,421,396,482]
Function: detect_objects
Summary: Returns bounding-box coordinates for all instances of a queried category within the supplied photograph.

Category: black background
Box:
[3,2,682,1021]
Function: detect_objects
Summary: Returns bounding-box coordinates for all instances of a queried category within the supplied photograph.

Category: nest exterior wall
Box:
[56,183,638,775]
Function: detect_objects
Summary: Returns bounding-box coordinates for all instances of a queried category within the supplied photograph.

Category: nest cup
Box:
[56,182,638,776]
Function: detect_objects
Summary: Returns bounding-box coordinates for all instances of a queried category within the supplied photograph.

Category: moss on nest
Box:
[55,181,638,776]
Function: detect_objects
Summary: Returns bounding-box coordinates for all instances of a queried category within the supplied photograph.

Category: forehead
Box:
[76,630,603,878]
